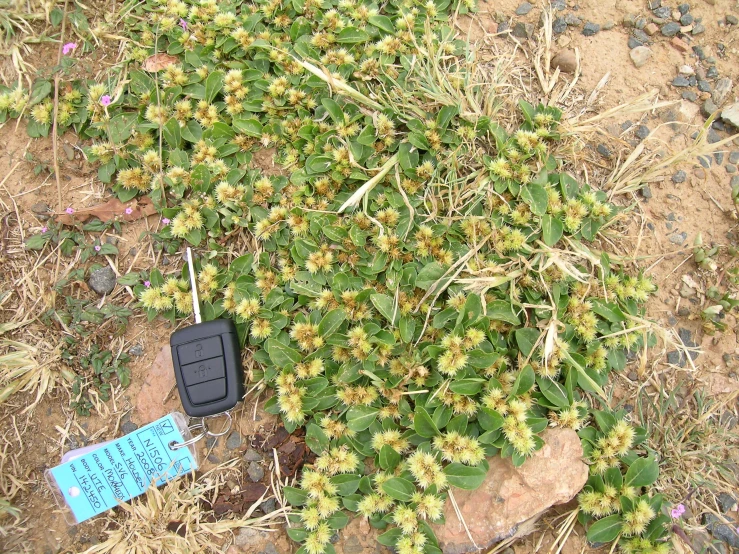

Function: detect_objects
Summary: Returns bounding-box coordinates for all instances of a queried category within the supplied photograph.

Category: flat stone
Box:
[635,125,650,140]
[697,80,712,93]
[670,36,690,52]
[682,90,698,101]
[707,128,721,144]
[515,2,533,15]
[692,21,705,34]
[628,36,644,49]
[669,232,688,245]
[730,151,739,164]
[582,22,600,35]
[726,164,737,174]
[727,14,738,25]
[121,421,138,434]
[661,21,681,35]
[630,46,653,68]
[244,448,263,462]
[717,493,737,513]
[680,13,694,25]
[673,76,691,87]
[133,345,179,424]
[512,22,534,39]
[226,431,242,449]
[552,50,577,73]
[644,22,659,35]
[722,103,739,128]
[672,170,687,183]
[553,16,567,34]
[432,428,588,554]
[596,143,612,158]
[247,461,265,482]
[634,29,650,43]
[564,13,581,26]
[88,266,116,296]
[129,343,144,356]
[713,78,734,106]
[653,6,672,18]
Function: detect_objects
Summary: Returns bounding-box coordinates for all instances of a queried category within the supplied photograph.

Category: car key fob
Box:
[170,248,244,417]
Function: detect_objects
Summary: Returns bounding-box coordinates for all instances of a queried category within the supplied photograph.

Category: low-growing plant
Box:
[14,0,676,551]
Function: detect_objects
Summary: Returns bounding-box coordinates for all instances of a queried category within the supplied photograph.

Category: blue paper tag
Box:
[48,414,197,523]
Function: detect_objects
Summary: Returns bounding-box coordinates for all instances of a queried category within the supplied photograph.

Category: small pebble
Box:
[259,498,277,514]
[248,461,265,482]
[226,432,242,450]
[648,0,661,8]
[207,454,220,464]
[669,232,688,245]
[726,164,737,174]
[715,151,725,164]
[698,155,712,168]
[672,76,690,87]
[206,436,218,448]
[633,29,650,43]
[553,17,567,34]
[515,2,533,15]
[551,0,565,10]
[129,343,144,356]
[596,143,612,158]
[697,80,712,93]
[627,36,644,49]
[653,6,672,18]
[244,448,263,462]
[672,170,687,183]
[628,371,638,381]
[122,421,138,434]
[726,14,738,25]
[635,125,650,140]
[692,21,705,34]
[706,66,718,79]
[680,13,693,25]
[694,167,706,179]
[582,22,600,35]
[661,21,681,36]
[682,90,698,101]
[693,45,705,59]
[641,186,653,199]
[730,151,739,164]
[707,128,721,144]
[564,13,581,26]
[635,17,647,29]
[678,3,690,15]
[88,267,117,296]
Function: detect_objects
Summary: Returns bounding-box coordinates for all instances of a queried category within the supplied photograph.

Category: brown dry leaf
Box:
[142,53,180,72]
[55,196,158,225]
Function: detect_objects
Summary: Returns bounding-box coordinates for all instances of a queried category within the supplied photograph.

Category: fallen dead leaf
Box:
[55,196,158,225]
[142,53,180,72]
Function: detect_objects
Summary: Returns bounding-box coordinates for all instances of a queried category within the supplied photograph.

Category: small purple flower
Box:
[179,18,188,30]
[144,280,151,288]
[162,217,171,225]
[65,207,74,215]
[671,504,686,519]
[62,42,77,55]
[125,207,133,215]
[94,245,101,252]
[100,95,112,107]
[41,226,48,233]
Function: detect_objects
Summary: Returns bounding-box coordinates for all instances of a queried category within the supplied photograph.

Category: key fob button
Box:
[177,336,223,365]
[181,357,226,387]
[187,378,227,405]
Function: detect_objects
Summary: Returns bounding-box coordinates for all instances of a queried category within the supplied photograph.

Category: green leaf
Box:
[379,445,400,471]
[25,234,47,250]
[414,406,439,438]
[368,14,394,33]
[233,117,263,137]
[520,183,548,216]
[399,317,415,343]
[331,474,361,496]
[318,308,346,337]
[107,112,138,143]
[515,328,540,358]
[305,423,329,454]
[377,528,403,547]
[117,273,140,286]
[416,262,446,291]
[321,98,343,123]
[586,514,623,543]
[336,27,370,43]
[265,338,301,368]
[487,300,520,325]
[511,365,535,396]
[624,456,659,488]
[163,117,181,148]
[477,407,504,431]
[541,214,563,247]
[50,7,63,27]
[346,405,378,432]
[381,477,416,501]
[370,294,397,325]
[443,463,487,490]
[283,486,309,506]
[205,70,224,103]
[29,80,52,106]
[398,142,418,171]
[449,378,485,395]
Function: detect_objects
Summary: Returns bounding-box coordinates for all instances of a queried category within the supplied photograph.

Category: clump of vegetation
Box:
[11,0,677,551]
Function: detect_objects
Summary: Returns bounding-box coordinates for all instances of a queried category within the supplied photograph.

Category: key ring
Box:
[169,411,232,450]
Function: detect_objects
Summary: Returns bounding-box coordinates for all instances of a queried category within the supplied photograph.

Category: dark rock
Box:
[627,371,638,381]
[582,22,600,35]
[248,461,265,482]
[635,125,650,140]
[720,411,737,429]
[707,66,719,79]
[628,36,644,49]
[730,151,739,164]
[621,120,633,131]
[122,421,138,434]
[698,80,712,93]
[226,432,242,450]
[551,0,566,10]
[206,436,218,448]
[648,0,661,8]
[678,328,694,346]
[244,448,263,462]
[596,143,612,158]
[713,120,726,132]
[669,232,688,245]
[717,493,737,513]
[512,22,534,38]
[692,21,705,34]
[661,21,681,36]
[564,13,581,26]
[259,497,277,514]
[667,350,686,366]
[726,15,738,25]
[31,202,51,216]
[715,151,725,164]
[678,3,690,14]
[88,266,116,296]
[653,6,672,18]
[707,128,721,144]
[515,2,533,15]
[726,164,737,174]
[635,17,647,29]
[693,45,706,59]
[641,186,653,199]
[672,170,687,183]
[703,99,719,117]
[207,454,220,464]
[553,17,567,33]
[704,513,739,548]
[497,21,510,33]
[698,155,712,168]
[129,343,144,356]
[672,76,691,87]
[682,91,698,101]
[105,236,118,246]
[680,13,693,25]
[634,29,650,43]
[688,75,698,87]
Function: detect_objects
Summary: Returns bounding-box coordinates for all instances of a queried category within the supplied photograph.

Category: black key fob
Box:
[170,319,244,417]
[169,248,244,418]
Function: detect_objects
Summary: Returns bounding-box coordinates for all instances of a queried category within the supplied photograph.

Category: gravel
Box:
[682,90,697,101]
[678,3,690,14]
[596,143,612,158]
[653,6,672,18]
[692,21,705,34]
[672,170,687,183]
[672,76,690,87]
[564,13,581,26]
[715,151,725,165]
[680,13,693,25]
[730,151,739,164]
[247,461,265,482]
[226,432,242,449]
[128,343,144,356]
[244,448,263,462]
[515,2,533,15]
[704,513,739,548]
[726,14,738,25]
[660,21,681,36]
[88,266,117,296]
[669,232,688,245]
[553,17,567,34]
[707,66,719,79]
[627,36,644,49]
[634,125,651,140]
[726,164,737,174]
[698,80,712,93]
[693,45,705,59]
[122,421,138,434]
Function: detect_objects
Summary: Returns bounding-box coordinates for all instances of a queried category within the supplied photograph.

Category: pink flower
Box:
[124,207,133,215]
[94,245,101,252]
[100,95,112,107]
[179,18,188,30]
[144,280,151,288]
[65,207,74,214]
[41,226,48,233]
[162,217,171,225]
[671,504,686,519]
[62,42,77,55]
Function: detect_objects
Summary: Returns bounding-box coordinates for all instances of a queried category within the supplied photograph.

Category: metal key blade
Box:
[186,247,202,324]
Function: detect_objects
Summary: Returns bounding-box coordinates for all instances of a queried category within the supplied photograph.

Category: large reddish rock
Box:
[133,345,180,424]
[432,428,588,554]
